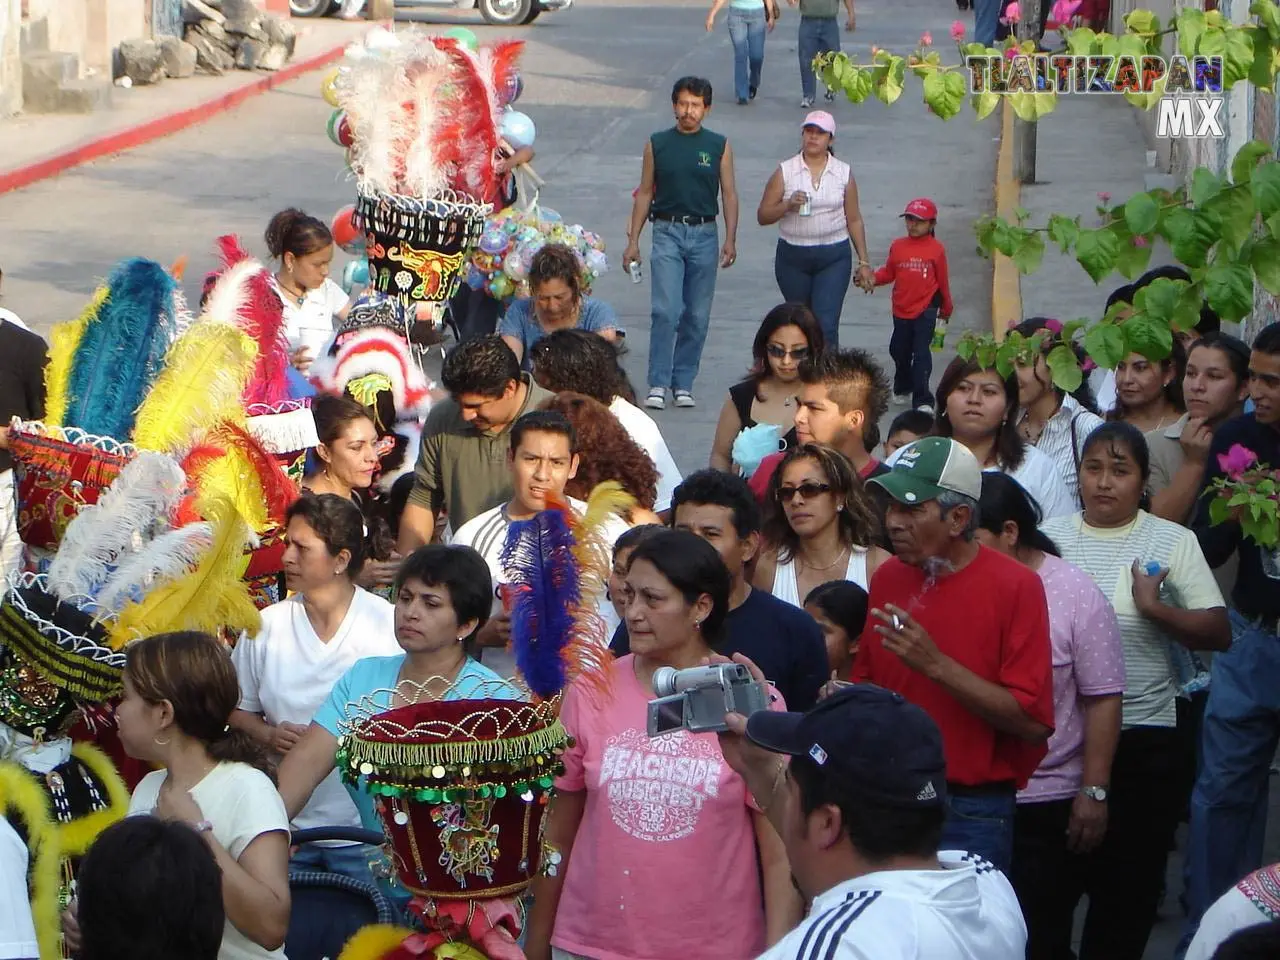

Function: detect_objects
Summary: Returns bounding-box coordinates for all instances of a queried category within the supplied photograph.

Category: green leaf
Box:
[956,336,977,361]
[1269,211,1280,239]
[1084,323,1127,369]
[1253,0,1280,43]
[1191,168,1225,206]
[1223,24,1257,86]
[1231,140,1274,184]
[922,70,966,120]
[1065,27,1099,57]
[1124,193,1160,235]
[1176,8,1207,57]
[1252,237,1280,294]
[1249,32,1276,90]
[1172,283,1206,333]
[974,216,999,256]
[1114,230,1154,279]
[1047,214,1080,252]
[1123,312,1174,361]
[1135,277,1186,325]
[1046,344,1084,393]
[976,339,999,369]
[995,348,1016,381]
[1075,228,1122,283]
[1204,259,1256,322]
[971,89,1001,121]
[992,220,1025,257]
[1124,9,1160,34]
[872,56,907,104]
[1166,208,1220,268]
[842,66,875,103]
[1253,162,1280,218]
[1011,231,1045,274]
[1061,318,1088,344]
[1203,184,1259,254]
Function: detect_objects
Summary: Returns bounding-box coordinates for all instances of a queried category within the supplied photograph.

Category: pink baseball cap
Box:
[901,198,938,220]
[802,110,836,135]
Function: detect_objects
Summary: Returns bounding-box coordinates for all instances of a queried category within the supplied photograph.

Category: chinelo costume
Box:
[335,487,632,960]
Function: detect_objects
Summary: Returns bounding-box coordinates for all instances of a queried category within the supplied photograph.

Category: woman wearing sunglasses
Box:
[753,442,888,607]
[710,304,825,473]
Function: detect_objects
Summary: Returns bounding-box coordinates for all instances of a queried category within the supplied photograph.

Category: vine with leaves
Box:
[815,2,1280,394]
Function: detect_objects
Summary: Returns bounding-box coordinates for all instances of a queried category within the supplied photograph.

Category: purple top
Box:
[1019,553,1126,803]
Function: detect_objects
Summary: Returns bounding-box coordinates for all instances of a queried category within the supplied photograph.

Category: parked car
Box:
[290,0,570,26]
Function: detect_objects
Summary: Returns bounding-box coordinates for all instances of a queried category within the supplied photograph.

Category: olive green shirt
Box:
[799,0,840,17]
[407,375,555,529]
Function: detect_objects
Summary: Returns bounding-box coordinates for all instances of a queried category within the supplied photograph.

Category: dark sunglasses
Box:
[766,344,810,360]
[776,481,831,502]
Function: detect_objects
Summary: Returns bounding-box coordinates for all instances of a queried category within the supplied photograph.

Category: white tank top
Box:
[770,546,870,608]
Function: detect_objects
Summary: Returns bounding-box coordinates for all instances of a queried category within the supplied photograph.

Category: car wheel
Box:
[290,0,336,16]
[519,6,542,23]
[478,0,533,25]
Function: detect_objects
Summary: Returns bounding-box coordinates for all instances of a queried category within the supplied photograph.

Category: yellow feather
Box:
[109,495,261,648]
[571,480,635,595]
[190,444,270,534]
[337,924,419,960]
[0,762,62,960]
[44,286,109,428]
[131,322,257,455]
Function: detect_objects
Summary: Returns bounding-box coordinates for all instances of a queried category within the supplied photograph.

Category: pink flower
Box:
[1004,45,1018,60]
[950,20,965,41]
[1042,318,1064,333]
[1133,236,1149,247]
[1002,1,1021,23]
[1097,191,1111,203]
[1050,0,1082,23]
[920,31,933,46]
[1081,357,1097,372]
[1218,444,1259,479]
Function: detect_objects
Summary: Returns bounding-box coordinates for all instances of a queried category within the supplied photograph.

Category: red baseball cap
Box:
[901,198,938,220]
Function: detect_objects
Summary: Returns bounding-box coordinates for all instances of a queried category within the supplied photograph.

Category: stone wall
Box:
[20,0,146,76]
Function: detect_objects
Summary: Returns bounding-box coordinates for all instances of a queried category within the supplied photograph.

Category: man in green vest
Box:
[622,76,739,411]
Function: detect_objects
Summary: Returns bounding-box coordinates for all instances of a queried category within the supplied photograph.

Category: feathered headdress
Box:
[499,483,634,701]
[211,235,294,407]
[309,326,434,425]
[175,423,298,536]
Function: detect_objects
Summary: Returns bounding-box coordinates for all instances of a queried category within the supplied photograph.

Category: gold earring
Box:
[153,735,171,747]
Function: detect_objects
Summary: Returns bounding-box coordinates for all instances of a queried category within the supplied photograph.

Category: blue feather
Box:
[500,507,580,698]
[64,258,178,438]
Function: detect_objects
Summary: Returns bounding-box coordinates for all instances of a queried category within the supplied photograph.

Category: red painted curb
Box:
[0,41,349,196]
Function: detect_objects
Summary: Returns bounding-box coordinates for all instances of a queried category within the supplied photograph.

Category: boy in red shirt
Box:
[873,198,953,413]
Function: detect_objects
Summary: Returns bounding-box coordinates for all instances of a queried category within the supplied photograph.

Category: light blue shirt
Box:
[730,0,765,8]
[313,655,519,831]
[497,296,621,371]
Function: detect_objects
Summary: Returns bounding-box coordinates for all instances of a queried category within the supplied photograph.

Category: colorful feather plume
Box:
[175,423,297,535]
[130,321,257,455]
[95,522,215,615]
[62,259,180,439]
[44,285,109,428]
[431,38,501,203]
[109,495,261,649]
[45,452,187,602]
[215,235,293,405]
[309,328,434,421]
[569,481,635,605]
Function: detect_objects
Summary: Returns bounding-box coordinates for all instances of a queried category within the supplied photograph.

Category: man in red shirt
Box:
[748,347,890,501]
[853,436,1053,872]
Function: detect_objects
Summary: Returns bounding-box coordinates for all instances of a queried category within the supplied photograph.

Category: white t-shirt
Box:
[756,852,1026,960]
[608,396,682,513]
[1185,863,1280,960]
[0,819,36,960]
[231,589,397,833]
[273,277,348,355]
[130,763,289,960]
[451,497,629,678]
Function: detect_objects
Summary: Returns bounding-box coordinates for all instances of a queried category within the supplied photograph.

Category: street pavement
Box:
[2,3,1271,953]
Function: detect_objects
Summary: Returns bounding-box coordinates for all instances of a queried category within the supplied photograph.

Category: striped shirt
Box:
[1016,394,1105,508]
[777,153,851,247]
[755,851,1026,959]
[1041,511,1225,729]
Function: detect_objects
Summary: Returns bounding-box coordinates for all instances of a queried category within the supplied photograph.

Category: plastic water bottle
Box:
[627,260,643,284]
[930,316,948,352]
[1142,561,1179,606]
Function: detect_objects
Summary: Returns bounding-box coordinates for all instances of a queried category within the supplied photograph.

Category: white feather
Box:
[95,522,216,615]
[46,452,187,601]
[198,258,261,328]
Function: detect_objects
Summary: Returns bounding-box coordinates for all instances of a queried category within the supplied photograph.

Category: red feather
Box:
[174,442,228,526]
[432,38,501,203]
[205,422,300,526]
[214,235,292,405]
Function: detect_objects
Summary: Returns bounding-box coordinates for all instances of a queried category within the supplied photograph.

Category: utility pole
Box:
[1012,8,1038,184]
[368,0,396,21]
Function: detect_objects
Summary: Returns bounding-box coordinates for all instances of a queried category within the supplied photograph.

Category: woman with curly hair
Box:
[539,391,663,525]
[498,243,622,369]
[531,329,682,514]
[752,443,889,605]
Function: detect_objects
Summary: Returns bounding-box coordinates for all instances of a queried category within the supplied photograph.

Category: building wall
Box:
[21,0,146,75]
[0,0,20,116]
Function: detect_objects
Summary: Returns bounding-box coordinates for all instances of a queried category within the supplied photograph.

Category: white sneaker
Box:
[893,393,911,405]
[673,390,696,408]
[824,89,836,102]
[800,97,814,108]
[644,388,666,410]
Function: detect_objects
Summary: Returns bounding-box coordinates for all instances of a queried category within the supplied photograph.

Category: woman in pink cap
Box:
[756,111,872,348]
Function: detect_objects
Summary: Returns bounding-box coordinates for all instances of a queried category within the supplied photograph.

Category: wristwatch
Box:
[1081,785,1109,802]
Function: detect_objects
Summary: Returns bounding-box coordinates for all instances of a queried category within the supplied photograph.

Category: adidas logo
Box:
[916,781,938,801]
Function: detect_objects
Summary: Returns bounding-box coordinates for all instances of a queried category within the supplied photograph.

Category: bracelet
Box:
[857,259,871,267]
[192,819,214,835]
[757,760,789,815]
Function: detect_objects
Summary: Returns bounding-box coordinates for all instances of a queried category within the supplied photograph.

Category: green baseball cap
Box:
[869,437,983,505]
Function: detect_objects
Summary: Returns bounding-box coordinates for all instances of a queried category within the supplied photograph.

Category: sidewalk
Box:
[0,18,368,195]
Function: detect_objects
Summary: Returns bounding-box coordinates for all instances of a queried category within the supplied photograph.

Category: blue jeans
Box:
[647,219,720,393]
[774,238,852,347]
[889,309,938,407]
[797,16,839,100]
[727,7,766,102]
[1183,610,1280,946]
[974,0,1001,45]
[940,787,1016,873]
[290,842,381,887]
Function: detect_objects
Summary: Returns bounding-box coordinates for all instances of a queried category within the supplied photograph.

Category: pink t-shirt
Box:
[552,655,779,960]
[1019,553,1126,803]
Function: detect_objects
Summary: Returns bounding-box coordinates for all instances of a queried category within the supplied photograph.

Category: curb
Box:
[992,99,1022,340]
[0,41,349,197]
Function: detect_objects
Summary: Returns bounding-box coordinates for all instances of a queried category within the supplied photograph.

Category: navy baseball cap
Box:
[745,684,947,808]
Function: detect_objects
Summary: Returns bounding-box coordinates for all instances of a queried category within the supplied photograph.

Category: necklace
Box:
[276,274,306,307]
[1073,513,1142,582]
[800,543,850,572]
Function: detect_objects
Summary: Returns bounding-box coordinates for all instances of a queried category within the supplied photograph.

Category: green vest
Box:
[650,126,726,220]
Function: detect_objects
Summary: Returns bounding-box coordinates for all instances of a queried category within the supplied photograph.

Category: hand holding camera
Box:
[646,661,769,737]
